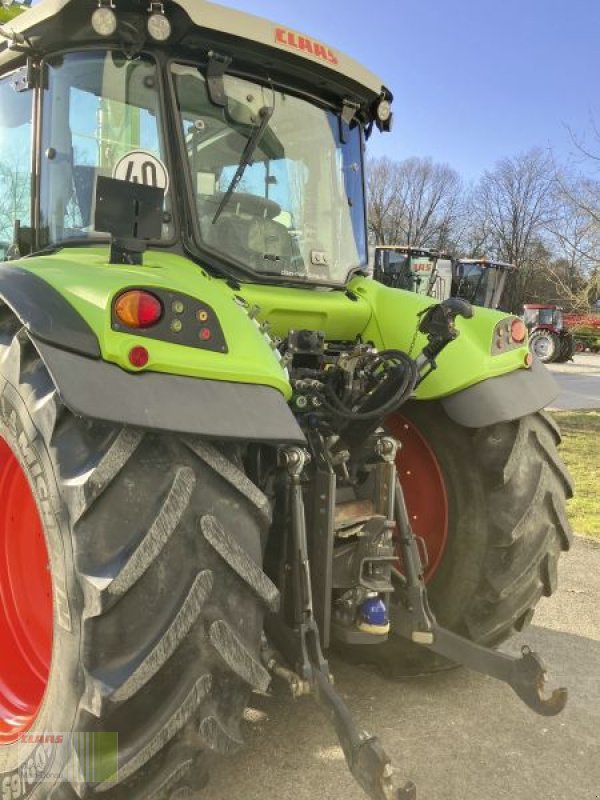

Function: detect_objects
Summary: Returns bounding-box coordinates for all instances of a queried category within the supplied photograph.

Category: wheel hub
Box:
[0,437,53,745]
[532,334,552,358]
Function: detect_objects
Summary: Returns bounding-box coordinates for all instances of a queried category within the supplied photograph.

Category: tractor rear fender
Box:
[349,276,559,426]
[440,358,559,428]
[0,265,304,444]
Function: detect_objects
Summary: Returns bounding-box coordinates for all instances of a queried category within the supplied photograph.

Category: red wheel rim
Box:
[386,414,449,582]
[0,437,53,745]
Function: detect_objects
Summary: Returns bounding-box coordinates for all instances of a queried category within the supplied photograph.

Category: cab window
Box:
[0,73,32,258]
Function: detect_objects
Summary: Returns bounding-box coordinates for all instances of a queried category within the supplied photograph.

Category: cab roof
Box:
[458,258,517,271]
[375,245,451,259]
[0,0,387,105]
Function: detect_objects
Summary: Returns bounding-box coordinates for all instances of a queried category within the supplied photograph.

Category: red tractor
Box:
[523,304,575,363]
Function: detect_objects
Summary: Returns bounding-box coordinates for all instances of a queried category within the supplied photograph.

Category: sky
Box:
[221,0,600,182]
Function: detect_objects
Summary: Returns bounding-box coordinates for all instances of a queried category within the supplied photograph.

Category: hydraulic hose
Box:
[317,350,418,422]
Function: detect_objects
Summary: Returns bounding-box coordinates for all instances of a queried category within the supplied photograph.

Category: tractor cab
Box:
[0,0,393,282]
[453,258,516,309]
[523,304,564,330]
[373,245,453,299]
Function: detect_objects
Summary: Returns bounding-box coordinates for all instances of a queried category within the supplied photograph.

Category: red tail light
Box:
[115,291,163,329]
[128,346,149,368]
[511,319,527,343]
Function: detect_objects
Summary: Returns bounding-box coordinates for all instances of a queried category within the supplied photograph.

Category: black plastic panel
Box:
[441,359,559,428]
[0,266,101,357]
[111,287,228,353]
[33,340,304,444]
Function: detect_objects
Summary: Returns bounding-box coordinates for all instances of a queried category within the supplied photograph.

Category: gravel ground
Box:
[206,536,600,800]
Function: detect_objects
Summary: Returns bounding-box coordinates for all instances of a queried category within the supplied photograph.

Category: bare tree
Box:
[469,148,556,309]
[0,159,30,245]
[366,156,403,245]
[542,124,600,309]
[367,156,464,250]
[395,157,464,249]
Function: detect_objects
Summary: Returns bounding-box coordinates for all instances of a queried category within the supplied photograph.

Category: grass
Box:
[0,6,25,24]
[553,410,600,539]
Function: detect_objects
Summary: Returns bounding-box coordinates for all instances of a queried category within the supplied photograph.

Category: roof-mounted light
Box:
[91,0,117,37]
[147,2,171,42]
[377,99,392,124]
[374,92,394,133]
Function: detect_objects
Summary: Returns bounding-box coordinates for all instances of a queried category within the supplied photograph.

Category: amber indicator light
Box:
[115,291,163,329]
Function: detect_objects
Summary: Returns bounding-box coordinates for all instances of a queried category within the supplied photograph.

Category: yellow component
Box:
[356,621,391,636]
[197,310,209,322]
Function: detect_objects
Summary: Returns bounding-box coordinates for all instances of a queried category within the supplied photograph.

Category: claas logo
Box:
[412,261,434,273]
[275,28,339,66]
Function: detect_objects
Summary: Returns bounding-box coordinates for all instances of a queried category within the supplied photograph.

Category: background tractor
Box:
[452,257,516,310]
[0,3,571,799]
[373,245,453,300]
[524,304,575,363]
[373,247,516,310]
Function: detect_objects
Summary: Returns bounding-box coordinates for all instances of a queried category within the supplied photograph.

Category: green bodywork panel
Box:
[16,249,292,398]
[8,248,529,401]
[347,277,528,399]
[240,275,530,400]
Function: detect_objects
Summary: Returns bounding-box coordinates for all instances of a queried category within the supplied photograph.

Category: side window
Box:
[0,74,32,258]
[40,52,172,246]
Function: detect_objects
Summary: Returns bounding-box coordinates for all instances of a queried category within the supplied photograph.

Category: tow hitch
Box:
[265,446,417,800]
[392,477,568,717]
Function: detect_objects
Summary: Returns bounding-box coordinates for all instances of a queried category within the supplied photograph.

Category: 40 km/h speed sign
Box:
[113,150,170,194]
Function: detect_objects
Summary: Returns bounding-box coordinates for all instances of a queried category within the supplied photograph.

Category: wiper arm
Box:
[212,105,274,224]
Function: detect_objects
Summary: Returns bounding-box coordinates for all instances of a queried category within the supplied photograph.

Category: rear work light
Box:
[115,290,163,329]
[511,319,527,343]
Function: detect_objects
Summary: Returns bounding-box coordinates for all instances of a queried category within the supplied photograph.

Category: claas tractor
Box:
[523,304,576,363]
[374,248,516,311]
[0,3,572,799]
[452,257,517,310]
[373,246,453,300]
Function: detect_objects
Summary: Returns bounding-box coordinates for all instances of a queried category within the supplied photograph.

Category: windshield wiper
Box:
[212,105,274,224]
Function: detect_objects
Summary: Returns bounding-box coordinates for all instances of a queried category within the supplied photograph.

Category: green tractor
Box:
[0,2,572,799]
[374,247,517,310]
[373,246,454,300]
[452,257,517,310]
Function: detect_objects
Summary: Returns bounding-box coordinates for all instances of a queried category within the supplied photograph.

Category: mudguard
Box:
[33,341,305,443]
[0,266,101,357]
[441,358,559,428]
[345,277,560,427]
[0,264,304,443]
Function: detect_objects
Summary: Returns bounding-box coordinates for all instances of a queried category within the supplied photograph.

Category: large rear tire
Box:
[0,316,277,799]
[555,334,575,363]
[339,401,573,677]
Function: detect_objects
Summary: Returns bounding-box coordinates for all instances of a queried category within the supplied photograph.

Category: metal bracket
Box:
[340,98,361,143]
[10,62,36,94]
[313,670,416,800]
[206,50,232,107]
[393,478,568,717]
[264,445,417,800]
